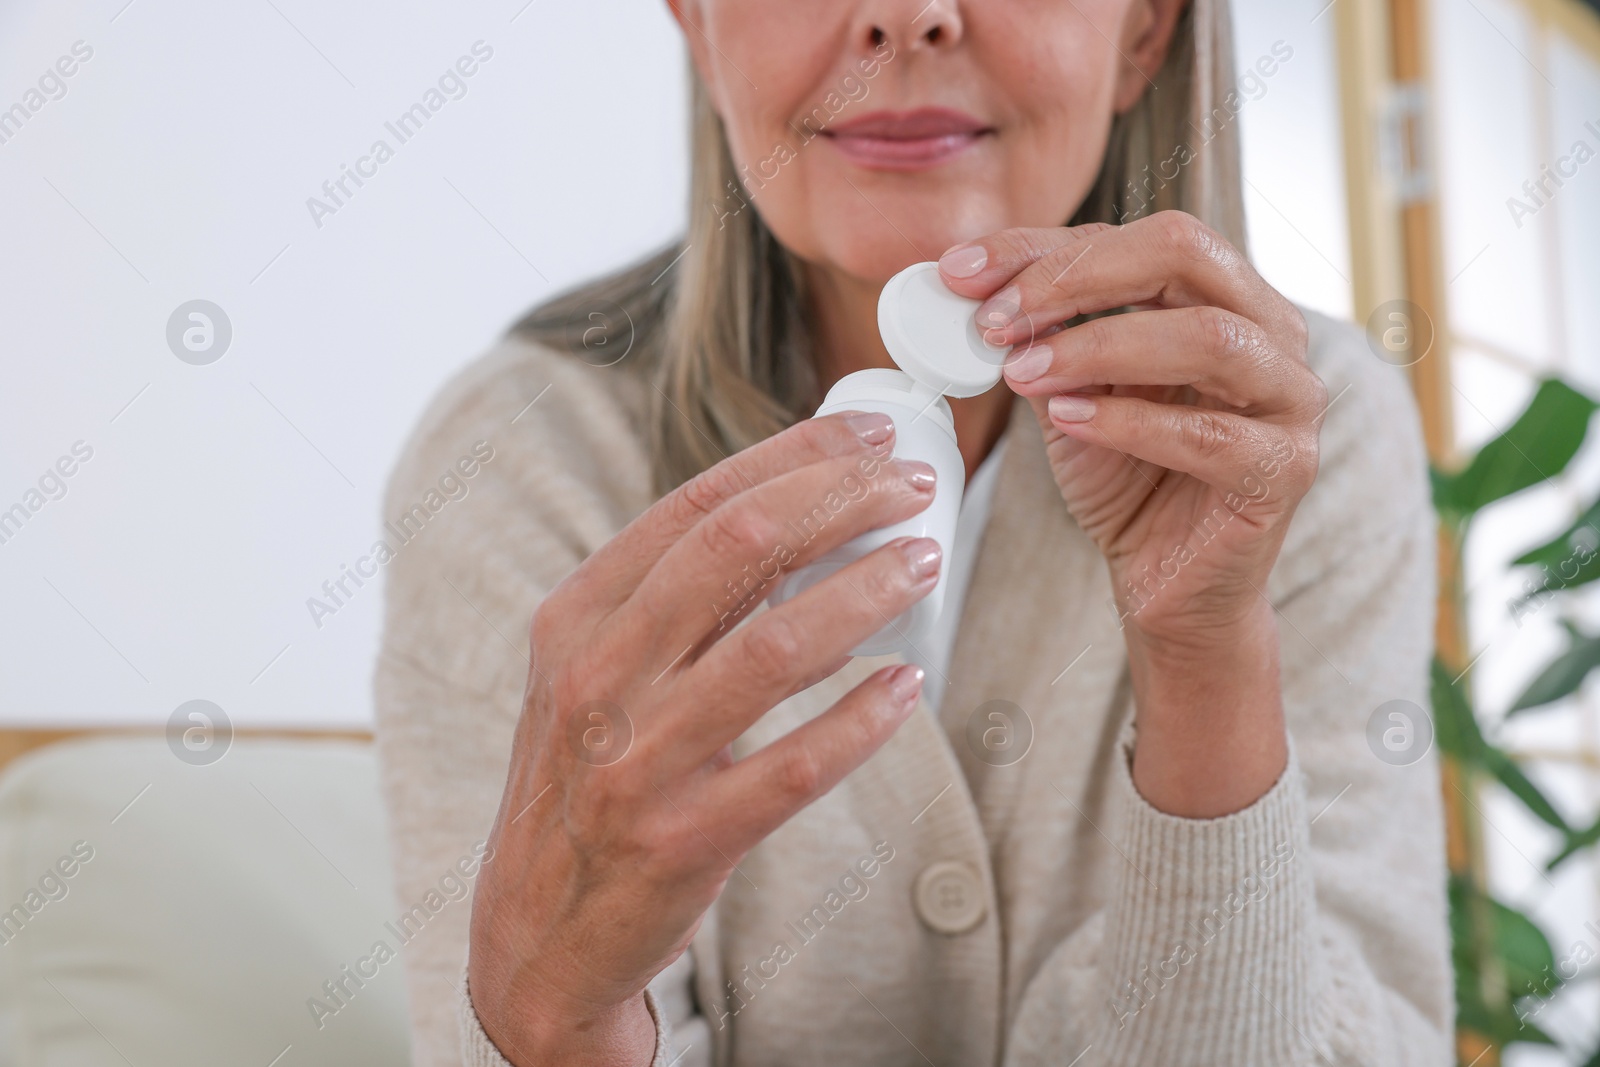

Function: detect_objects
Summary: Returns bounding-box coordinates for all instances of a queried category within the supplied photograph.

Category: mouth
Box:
[821,107,993,171]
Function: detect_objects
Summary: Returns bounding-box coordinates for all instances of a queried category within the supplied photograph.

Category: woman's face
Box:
[672,0,1185,284]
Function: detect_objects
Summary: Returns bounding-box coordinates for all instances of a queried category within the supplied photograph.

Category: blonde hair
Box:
[516,0,1246,495]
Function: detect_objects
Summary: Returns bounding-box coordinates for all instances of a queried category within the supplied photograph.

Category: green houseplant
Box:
[1431,378,1600,1064]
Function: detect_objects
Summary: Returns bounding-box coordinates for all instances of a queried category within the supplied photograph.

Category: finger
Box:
[695,663,925,854]
[656,536,942,770]
[1002,306,1319,416]
[620,451,937,671]
[1044,392,1316,502]
[966,213,1294,348]
[565,411,896,613]
[936,224,1113,297]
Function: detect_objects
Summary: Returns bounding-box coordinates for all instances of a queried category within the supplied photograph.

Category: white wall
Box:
[1231,0,1353,322]
[0,0,689,726]
[0,0,1348,728]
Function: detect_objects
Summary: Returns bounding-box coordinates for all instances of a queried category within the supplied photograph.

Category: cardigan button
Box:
[913,860,986,935]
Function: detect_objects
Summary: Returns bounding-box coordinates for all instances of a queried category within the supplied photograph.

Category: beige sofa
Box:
[0,735,412,1066]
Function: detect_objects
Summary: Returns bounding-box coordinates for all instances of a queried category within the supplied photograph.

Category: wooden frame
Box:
[0,728,374,776]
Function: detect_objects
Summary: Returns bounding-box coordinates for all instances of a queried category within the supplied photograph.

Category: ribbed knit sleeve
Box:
[1093,737,1322,1062]
[459,978,676,1067]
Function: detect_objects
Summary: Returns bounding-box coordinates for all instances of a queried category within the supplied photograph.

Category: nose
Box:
[859,0,964,54]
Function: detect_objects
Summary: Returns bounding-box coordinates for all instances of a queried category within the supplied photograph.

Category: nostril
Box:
[925,26,942,44]
[870,26,887,47]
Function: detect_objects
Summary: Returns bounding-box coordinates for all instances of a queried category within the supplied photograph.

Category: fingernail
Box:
[843,411,895,445]
[902,536,942,579]
[1049,394,1097,423]
[939,244,987,278]
[896,460,936,491]
[1004,343,1051,383]
[977,286,1020,329]
[889,663,926,705]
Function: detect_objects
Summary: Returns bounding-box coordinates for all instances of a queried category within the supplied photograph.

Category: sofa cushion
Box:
[0,737,411,1066]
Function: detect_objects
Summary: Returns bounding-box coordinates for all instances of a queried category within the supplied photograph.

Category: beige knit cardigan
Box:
[374,308,1453,1067]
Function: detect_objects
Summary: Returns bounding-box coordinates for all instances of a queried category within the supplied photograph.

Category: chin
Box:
[783,179,1014,285]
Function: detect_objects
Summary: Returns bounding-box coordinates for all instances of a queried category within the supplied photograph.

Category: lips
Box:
[821,107,992,171]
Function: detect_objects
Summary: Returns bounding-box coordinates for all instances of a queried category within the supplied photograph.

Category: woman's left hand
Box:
[938,210,1325,818]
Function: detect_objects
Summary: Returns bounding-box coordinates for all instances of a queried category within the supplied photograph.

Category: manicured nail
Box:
[896,460,936,491]
[1049,394,1097,423]
[1004,343,1051,383]
[977,286,1020,329]
[902,536,942,579]
[889,663,926,705]
[939,244,987,278]
[843,411,895,445]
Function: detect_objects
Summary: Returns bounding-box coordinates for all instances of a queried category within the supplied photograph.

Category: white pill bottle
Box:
[768,261,1011,657]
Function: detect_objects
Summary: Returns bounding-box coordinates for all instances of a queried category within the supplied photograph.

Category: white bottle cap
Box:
[815,368,956,443]
[877,261,1011,399]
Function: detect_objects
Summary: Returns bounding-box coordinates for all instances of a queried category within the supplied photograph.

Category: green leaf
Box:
[1513,498,1600,567]
[1431,660,1571,832]
[1520,552,1600,599]
[1509,1017,1556,1047]
[1481,747,1570,832]
[1430,465,1457,516]
[1432,657,1484,762]
[1449,877,1562,1046]
[1508,629,1600,714]
[1456,880,1559,997]
[1510,522,1600,604]
[1435,379,1598,515]
[1548,812,1600,872]
[1499,925,1558,1001]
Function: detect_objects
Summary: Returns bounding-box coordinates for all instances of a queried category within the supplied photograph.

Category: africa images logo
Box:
[305,440,494,629]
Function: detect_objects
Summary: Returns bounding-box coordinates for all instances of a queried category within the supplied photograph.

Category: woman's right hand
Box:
[466,411,941,1066]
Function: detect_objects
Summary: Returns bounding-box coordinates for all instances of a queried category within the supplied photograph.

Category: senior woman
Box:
[374,0,1452,1064]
